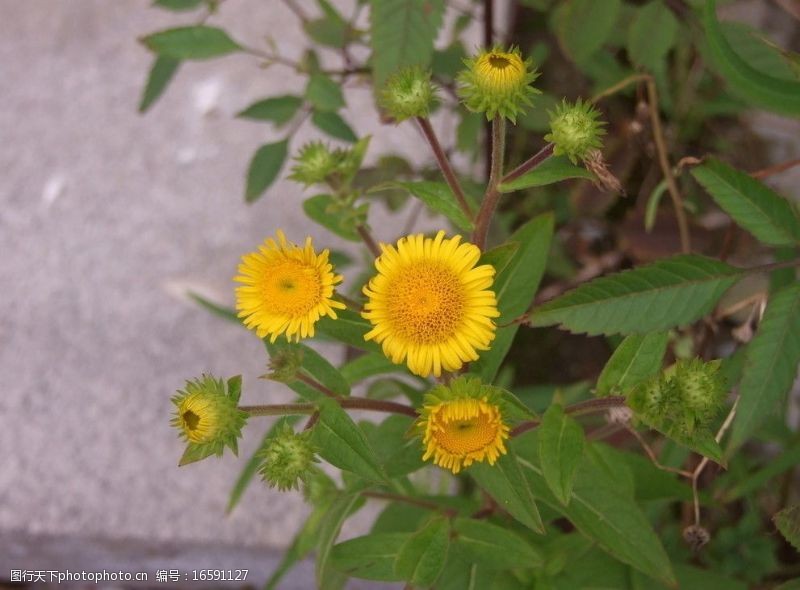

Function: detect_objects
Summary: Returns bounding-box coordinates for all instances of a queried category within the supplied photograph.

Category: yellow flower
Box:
[417,377,510,474]
[173,387,221,444]
[457,46,540,122]
[234,230,345,342]
[362,231,499,378]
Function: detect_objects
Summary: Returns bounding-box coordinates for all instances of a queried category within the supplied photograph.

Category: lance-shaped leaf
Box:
[316,491,364,587]
[237,95,303,125]
[703,0,800,117]
[692,158,800,246]
[394,518,450,587]
[538,404,585,505]
[528,255,742,336]
[596,332,669,397]
[330,533,409,581]
[141,25,241,59]
[139,56,180,113]
[729,283,800,450]
[499,156,594,192]
[371,181,474,232]
[452,518,542,570]
[245,140,288,203]
[317,309,381,353]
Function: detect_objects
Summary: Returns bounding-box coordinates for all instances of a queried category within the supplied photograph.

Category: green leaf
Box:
[394,518,450,586]
[703,0,800,117]
[316,309,381,353]
[721,22,799,81]
[498,156,594,192]
[227,416,298,514]
[627,1,678,71]
[775,505,800,552]
[306,73,345,112]
[302,194,364,242]
[596,332,669,397]
[178,443,216,466]
[729,283,800,450]
[472,213,554,381]
[452,518,542,570]
[304,16,351,48]
[312,110,358,143]
[141,26,241,59]
[188,292,239,324]
[516,435,676,586]
[316,491,363,587]
[313,398,387,482]
[265,340,351,397]
[538,404,585,505]
[341,352,403,384]
[722,439,800,501]
[691,158,800,246]
[554,0,621,64]
[529,255,743,336]
[361,414,424,477]
[153,0,205,10]
[470,447,545,533]
[330,533,409,581]
[245,140,288,203]
[139,56,180,113]
[237,95,303,125]
[478,241,520,276]
[371,181,474,232]
[369,0,445,87]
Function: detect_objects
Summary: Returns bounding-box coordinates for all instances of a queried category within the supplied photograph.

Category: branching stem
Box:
[473,116,506,249]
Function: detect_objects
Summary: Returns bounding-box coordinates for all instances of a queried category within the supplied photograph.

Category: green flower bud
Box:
[289,141,338,186]
[544,98,606,164]
[258,425,318,492]
[262,347,304,384]
[378,66,438,122]
[457,45,541,123]
[674,358,726,432]
[171,374,248,462]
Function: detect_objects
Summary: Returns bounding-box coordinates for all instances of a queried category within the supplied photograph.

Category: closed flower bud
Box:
[262,347,304,384]
[258,425,318,492]
[544,99,606,164]
[171,374,248,462]
[289,141,338,186]
[457,46,540,122]
[379,66,438,122]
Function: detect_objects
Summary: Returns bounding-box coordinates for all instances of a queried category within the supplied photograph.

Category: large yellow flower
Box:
[417,377,510,474]
[234,230,345,342]
[362,231,499,378]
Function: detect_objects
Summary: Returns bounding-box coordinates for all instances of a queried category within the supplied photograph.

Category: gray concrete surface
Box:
[0,0,461,564]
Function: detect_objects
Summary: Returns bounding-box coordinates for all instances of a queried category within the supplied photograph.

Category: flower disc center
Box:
[263,261,322,316]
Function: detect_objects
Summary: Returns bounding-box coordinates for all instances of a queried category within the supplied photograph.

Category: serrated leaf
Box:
[692,158,800,246]
[640,418,725,465]
[141,25,241,59]
[312,110,358,142]
[303,194,363,242]
[470,447,544,533]
[529,255,743,336]
[369,0,445,87]
[596,332,669,397]
[245,140,288,203]
[139,55,180,113]
[306,73,345,112]
[516,435,676,586]
[703,0,800,117]
[452,518,542,570]
[499,156,594,192]
[478,241,519,276]
[371,181,474,232]
[313,399,387,482]
[317,309,381,353]
[627,1,678,71]
[538,404,585,505]
[555,0,621,64]
[237,95,303,125]
[394,518,450,586]
[330,532,409,581]
[472,213,554,381]
[729,283,800,450]
[316,491,363,587]
[775,505,800,552]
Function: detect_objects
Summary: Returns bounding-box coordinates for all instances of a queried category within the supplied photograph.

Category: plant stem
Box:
[356,224,381,258]
[590,73,652,104]
[501,143,554,185]
[511,396,627,437]
[296,373,340,399]
[241,397,418,418]
[743,257,800,276]
[473,116,506,249]
[646,78,691,254]
[416,117,474,219]
[751,157,800,179]
[362,491,457,517]
[240,404,316,416]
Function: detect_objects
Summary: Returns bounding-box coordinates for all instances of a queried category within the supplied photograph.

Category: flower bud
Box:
[171,374,248,462]
[379,66,437,122]
[457,46,540,122]
[544,99,606,164]
[262,347,304,384]
[258,425,318,492]
[289,141,338,186]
